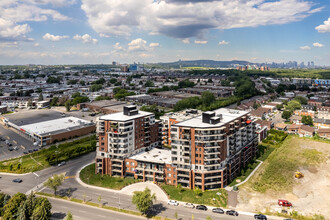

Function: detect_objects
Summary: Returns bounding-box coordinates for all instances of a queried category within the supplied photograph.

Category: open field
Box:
[237,136,330,218]
[80,163,140,190]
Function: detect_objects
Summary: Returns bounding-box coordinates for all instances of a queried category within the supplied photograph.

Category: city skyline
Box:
[0,0,330,65]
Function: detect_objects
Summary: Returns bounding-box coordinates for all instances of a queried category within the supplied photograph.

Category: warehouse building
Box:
[3,110,95,146]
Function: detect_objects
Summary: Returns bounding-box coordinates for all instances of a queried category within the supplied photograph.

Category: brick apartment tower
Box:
[95,105,159,176]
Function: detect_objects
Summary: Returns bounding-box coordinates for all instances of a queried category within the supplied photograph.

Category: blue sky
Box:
[0,0,330,65]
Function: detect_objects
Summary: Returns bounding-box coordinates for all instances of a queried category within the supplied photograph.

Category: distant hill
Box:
[152,60,253,68]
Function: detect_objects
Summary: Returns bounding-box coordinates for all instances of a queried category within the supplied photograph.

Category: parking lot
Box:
[0,124,35,161]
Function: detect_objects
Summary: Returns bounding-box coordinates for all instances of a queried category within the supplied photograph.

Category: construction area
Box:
[236,136,330,218]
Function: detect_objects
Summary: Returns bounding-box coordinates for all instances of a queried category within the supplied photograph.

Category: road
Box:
[0,152,278,220]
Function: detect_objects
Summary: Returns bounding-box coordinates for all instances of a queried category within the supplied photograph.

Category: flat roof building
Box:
[3,111,95,146]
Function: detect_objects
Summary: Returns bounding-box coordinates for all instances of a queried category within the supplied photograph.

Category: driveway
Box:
[120,182,169,202]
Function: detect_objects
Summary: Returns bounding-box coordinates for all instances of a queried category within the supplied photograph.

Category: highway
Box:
[0,152,278,220]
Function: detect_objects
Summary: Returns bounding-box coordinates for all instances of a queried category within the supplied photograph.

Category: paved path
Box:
[120,182,169,201]
[236,160,263,187]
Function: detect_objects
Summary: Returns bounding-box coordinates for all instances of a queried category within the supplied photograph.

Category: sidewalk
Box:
[75,163,169,201]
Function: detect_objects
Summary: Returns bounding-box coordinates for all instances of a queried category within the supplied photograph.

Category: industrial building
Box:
[95,106,258,190]
[3,110,95,146]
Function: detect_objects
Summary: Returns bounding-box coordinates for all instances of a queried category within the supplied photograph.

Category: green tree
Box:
[18,192,35,219]
[50,97,59,107]
[31,198,52,220]
[66,211,73,220]
[293,96,308,105]
[145,81,154,87]
[65,101,71,112]
[276,104,283,110]
[27,98,33,107]
[201,91,215,107]
[132,187,156,215]
[38,93,44,101]
[90,84,103,92]
[43,174,65,196]
[206,217,212,220]
[302,115,313,126]
[79,80,86,86]
[2,192,26,220]
[282,110,292,120]
[286,100,301,112]
[36,88,42,93]
[95,95,111,101]
[0,193,11,216]
[110,78,117,84]
[194,187,202,196]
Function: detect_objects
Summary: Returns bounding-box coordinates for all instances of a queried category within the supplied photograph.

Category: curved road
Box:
[0,152,279,220]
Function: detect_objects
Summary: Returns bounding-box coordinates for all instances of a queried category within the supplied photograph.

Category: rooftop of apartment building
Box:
[129,148,171,164]
[161,109,202,122]
[99,105,153,121]
[173,108,248,128]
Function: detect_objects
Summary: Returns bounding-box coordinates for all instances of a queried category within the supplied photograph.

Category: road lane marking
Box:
[33,172,39,177]
[65,176,76,179]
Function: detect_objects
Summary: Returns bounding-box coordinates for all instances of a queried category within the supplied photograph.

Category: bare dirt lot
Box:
[237,137,330,218]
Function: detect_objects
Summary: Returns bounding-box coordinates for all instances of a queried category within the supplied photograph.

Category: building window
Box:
[131,162,135,166]
[126,161,129,165]
[167,173,171,177]
[167,180,171,184]
[101,153,104,156]
[167,168,171,171]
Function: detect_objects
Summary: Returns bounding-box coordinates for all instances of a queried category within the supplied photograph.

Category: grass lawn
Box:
[160,184,227,207]
[80,163,140,190]
[0,135,96,173]
[245,135,325,193]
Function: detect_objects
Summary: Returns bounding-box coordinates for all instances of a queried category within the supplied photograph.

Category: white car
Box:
[183,203,195,208]
[168,200,179,206]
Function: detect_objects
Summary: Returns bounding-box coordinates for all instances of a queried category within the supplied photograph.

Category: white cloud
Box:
[149,43,159,47]
[23,0,76,7]
[0,3,70,22]
[43,33,69,41]
[300,45,311,50]
[0,41,18,48]
[313,42,324,48]
[128,38,147,51]
[182,38,190,44]
[315,18,330,33]
[194,40,207,44]
[73,34,98,44]
[218,40,229,45]
[0,18,30,39]
[113,42,123,51]
[34,43,39,47]
[81,0,321,39]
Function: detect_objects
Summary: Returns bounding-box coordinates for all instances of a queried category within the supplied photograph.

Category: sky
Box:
[0,0,330,65]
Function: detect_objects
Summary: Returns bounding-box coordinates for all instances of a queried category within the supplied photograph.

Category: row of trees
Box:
[0,192,52,220]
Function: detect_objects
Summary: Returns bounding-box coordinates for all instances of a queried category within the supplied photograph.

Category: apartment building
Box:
[170,109,258,190]
[160,109,202,146]
[95,105,160,176]
[95,106,258,190]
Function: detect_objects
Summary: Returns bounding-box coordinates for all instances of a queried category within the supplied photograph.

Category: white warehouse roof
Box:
[20,116,93,136]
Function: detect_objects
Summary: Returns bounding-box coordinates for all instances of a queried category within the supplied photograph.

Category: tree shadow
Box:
[52,212,66,219]
[57,187,77,197]
[146,203,167,218]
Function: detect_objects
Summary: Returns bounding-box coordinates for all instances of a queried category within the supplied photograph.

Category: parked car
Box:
[8,147,14,151]
[168,200,179,206]
[212,208,224,214]
[28,149,33,153]
[13,146,19,150]
[12,178,23,183]
[196,205,207,211]
[0,137,5,141]
[33,148,39,152]
[183,203,195,209]
[7,143,12,146]
[226,210,239,216]
[254,214,267,220]
[58,161,66,167]
[278,199,292,207]
[23,151,28,154]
